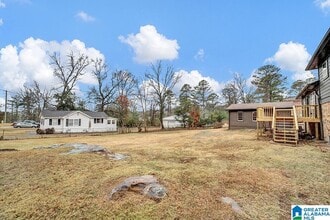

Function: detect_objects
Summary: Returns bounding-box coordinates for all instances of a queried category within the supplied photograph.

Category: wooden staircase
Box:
[272,107,298,144]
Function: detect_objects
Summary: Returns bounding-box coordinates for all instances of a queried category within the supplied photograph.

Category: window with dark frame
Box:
[237,111,243,121]
[320,59,329,80]
[94,118,103,124]
[65,119,81,127]
[328,56,330,76]
[252,111,257,121]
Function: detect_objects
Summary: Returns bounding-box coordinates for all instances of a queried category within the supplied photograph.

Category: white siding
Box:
[40,111,117,133]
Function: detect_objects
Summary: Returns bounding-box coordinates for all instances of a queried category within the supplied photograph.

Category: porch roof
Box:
[296,80,319,99]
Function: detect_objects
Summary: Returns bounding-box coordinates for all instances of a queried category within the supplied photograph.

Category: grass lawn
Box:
[0,128,329,219]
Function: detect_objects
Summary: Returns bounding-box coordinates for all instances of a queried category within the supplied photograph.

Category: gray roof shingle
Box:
[41,110,110,118]
[226,101,296,110]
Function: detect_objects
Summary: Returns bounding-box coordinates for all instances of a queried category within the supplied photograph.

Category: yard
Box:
[0,128,329,219]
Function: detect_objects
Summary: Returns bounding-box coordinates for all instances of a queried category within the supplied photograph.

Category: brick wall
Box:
[321,102,330,142]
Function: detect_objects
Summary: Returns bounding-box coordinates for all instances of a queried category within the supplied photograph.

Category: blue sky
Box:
[0,0,330,104]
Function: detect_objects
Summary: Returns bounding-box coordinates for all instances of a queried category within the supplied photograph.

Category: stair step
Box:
[276,127,295,129]
[275,135,297,139]
[274,139,297,144]
[271,107,298,144]
[274,136,297,139]
[275,129,297,133]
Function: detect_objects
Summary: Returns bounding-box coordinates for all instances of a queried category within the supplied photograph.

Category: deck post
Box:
[257,121,259,139]
[315,123,319,140]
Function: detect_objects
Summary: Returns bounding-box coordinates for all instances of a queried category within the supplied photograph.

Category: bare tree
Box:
[30,81,54,111]
[222,83,239,106]
[113,70,137,97]
[13,81,54,120]
[222,73,255,106]
[87,59,118,111]
[50,52,90,110]
[145,61,181,129]
[13,86,35,120]
[136,81,151,132]
[233,72,255,104]
[112,70,137,132]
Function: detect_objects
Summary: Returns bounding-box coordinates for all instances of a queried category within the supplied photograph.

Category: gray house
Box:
[226,101,296,130]
[305,28,330,141]
[40,110,117,133]
[226,28,330,143]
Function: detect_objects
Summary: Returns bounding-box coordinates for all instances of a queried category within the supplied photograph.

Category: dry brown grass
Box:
[0,128,329,219]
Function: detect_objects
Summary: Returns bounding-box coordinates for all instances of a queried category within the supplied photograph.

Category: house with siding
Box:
[40,110,117,133]
[226,28,329,144]
[162,115,183,128]
[226,101,296,130]
[305,28,330,142]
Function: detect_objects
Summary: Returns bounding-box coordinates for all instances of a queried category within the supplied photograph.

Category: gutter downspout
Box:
[228,110,231,130]
[316,89,324,140]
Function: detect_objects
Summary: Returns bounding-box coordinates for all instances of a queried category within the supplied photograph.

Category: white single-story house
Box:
[40,110,117,133]
[162,115,183,128]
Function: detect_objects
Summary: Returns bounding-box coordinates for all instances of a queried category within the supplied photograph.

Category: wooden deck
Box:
[257,105,321,123]
[256,105,321,144]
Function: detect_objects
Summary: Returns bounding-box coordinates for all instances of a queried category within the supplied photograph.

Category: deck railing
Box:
[292,106,299,132]
[295,105,320,121]
[257,106,274,121]
[257,105,321,122]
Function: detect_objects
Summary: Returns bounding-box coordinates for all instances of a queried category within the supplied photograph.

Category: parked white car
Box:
[13,120,40,128]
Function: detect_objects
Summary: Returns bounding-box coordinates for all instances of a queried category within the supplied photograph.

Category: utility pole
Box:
[4,90,7,123]
[9,100,14,122]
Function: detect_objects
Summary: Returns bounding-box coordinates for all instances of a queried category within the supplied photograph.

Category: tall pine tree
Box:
[251,65,287,102]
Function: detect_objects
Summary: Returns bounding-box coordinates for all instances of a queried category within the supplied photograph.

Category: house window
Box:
[252,111,257,121]
[94,118,103,124]
[74,119,79,126]
[112,120,115,124]
[328,56,330,75]
[50,118,62,126]
[319,59,329,80]
[66,119,81,127]
[237,111,243,121]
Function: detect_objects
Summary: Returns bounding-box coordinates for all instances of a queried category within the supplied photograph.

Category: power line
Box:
[0,88,16,95]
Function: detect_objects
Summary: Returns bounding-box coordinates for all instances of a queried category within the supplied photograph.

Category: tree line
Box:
[11,52,314,130]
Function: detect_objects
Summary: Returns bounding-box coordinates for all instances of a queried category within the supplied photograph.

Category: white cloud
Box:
[194,49,205,61]
[266,41,314,81]
[0,18,3,26]
[0,97,4,111]
[0,38,104,93]
[174,70,224,94]
[76,11,95,22]
[315,0,330,10]
[119,24,180,64]
[246,69,258,88]
[0,0,5,8]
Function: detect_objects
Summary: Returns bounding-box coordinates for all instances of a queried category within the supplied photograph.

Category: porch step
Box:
[273,109,298,144]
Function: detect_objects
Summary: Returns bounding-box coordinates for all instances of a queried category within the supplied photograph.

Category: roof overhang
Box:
[296,80,319,99]
[226,101,295,111]
[306,28,330,70]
